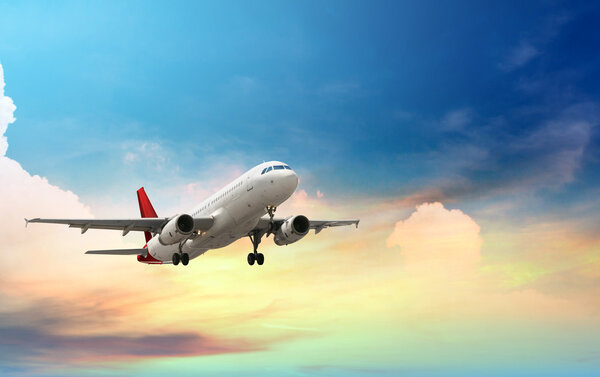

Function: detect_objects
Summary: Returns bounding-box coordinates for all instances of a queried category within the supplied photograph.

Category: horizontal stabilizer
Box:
[85,248,147,255]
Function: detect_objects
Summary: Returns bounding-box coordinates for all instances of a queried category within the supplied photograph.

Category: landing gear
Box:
[247,252,264,265]
[248,230,266,266]
[266,205,277,237]
[172,252,189,266]
[266,205,277,219]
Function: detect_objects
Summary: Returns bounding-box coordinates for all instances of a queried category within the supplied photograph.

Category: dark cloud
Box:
[0,325,255,361]
[0,294,261,372]
[499,12,571,72]
[420,102,600,203]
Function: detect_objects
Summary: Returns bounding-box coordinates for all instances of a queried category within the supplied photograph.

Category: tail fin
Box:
[137,187,158,243]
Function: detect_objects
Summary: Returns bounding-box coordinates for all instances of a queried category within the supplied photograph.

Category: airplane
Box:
[25,161,359,266]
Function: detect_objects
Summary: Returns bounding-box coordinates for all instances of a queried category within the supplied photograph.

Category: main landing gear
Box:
[172,252,189,266]
[247,231,264,266]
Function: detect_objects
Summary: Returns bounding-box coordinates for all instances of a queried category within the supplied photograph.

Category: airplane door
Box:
[246,175,254,192]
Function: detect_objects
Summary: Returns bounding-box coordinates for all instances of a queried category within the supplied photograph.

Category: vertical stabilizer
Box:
[136,187,158,243]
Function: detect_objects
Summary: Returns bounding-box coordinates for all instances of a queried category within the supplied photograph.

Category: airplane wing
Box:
[305,219,360,234]
[86,248,148,255]
[255,217,359,234]
[25,217,214,236]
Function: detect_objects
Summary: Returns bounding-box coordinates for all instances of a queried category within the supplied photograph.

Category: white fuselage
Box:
[146,161,298,263]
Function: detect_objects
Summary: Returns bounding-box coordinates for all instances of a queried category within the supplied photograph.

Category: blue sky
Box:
[2,0,599,212]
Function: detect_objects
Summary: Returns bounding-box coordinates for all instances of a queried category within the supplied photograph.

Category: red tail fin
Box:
[137,187,158,243]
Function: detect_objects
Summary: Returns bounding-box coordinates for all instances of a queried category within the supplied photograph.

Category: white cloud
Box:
[0,64,17,156]
[500,41,539,72]
[0,64,148,289]
[440,108,472,131]
[122,141,168,170]
[499,13,571,72]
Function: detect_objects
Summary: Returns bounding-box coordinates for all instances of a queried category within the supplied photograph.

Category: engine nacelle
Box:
[158,214,194,245]
[274,215,310,246]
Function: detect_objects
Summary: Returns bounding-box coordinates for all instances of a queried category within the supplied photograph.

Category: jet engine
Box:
[274,215,310,246]
[158,214,194,245]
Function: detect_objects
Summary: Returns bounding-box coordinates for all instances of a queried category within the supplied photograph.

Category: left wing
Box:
[255,217,359,234]
[25,217,214,236]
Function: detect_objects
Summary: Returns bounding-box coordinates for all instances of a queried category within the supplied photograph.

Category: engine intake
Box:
[158,214,194,245]
[274,215,310,246]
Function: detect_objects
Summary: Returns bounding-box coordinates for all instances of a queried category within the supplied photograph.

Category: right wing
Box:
[25,217,214,236]
[254,217,359,234]
[306,219,360,234]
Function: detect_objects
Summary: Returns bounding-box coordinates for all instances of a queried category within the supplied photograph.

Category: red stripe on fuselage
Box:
[137,244,163,264]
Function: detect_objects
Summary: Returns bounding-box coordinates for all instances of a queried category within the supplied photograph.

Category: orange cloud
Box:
[387,202,482,274]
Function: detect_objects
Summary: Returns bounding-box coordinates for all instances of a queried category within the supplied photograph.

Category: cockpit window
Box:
[274,165,284,170]
[261,168,267,175]
[266,166,272,173]
[284,165,291,170]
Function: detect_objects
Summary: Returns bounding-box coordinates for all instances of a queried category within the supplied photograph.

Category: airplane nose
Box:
[283,170,299,193]
[262,167,299,204]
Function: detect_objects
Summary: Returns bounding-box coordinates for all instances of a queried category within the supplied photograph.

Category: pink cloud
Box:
[387,202,482,273]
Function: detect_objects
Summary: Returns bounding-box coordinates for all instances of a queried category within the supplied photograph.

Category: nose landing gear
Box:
[266,205,277,237]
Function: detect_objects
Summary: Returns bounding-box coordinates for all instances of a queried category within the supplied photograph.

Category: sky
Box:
[1,1,600,376]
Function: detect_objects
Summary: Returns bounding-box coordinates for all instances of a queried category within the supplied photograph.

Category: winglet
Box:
[356,220,360,228]
[24,218,29,228]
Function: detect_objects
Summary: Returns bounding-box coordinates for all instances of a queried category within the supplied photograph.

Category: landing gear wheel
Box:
[247,253,256,265]
[172,253,180,266]
[181,253,189,266]
[256,253,264,265]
